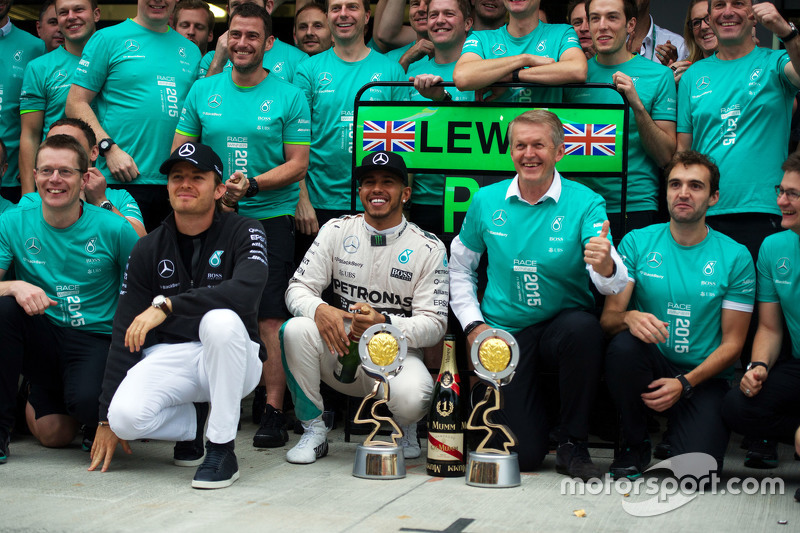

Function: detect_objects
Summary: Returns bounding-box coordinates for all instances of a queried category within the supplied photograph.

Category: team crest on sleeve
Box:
[776,257,791,276]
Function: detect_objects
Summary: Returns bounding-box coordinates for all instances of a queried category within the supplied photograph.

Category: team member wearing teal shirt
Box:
[602,151,755,477]
[0,1,45,202]
[0,135,138,464]
[723,153,800,469]
[449,110,628,479]
[67,0,201,231]
[566,0,676,238]
[200,0,307,82]
[453,0,585,103]
[677,0,800,259]
[376,0,430,72]
[294,0,407,230]
[174,3,310,449]
[22,117,147,237]
[406,0,473,237]
[0,140,13,216]
[19,0,101,196]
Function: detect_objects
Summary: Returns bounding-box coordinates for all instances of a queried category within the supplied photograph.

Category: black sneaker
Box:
[0,427,9,464]
[250,385,266,425]
[555,440,603,481]
[745,439,778,469]
[174,402,208,466]
[82,425,96,452]
[192,441,239,489]
[653,441,672,460]
[610,441,652,480]
[253,403,288,448]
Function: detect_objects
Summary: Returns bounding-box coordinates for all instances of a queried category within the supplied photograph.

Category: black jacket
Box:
[98,211,268,420]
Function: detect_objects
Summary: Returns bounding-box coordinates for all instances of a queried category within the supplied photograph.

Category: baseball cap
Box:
[159,141,223,180]
[354,151,408,185]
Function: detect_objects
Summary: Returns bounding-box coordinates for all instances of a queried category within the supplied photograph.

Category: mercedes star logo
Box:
[777,257,791,275]
[207,94,222,108]
[25,237,41,255]
[646,252,663,268]
[178,143,196,157]
[372,153,389,165]
[54,70,66,81]
[696,76,710,90]
[343,236,360,254]
[319,72,333,86]
[158,259,175,278]
[124,39,140,52]
[492,44,506,55]
[492,209,507,227]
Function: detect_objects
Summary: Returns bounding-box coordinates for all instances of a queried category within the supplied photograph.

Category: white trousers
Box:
[282,317,433,426]
[108,309,262,444]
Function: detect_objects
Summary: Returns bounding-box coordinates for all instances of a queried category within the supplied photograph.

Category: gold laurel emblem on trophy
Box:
[367,333,399,366]
[436,399,454,417]
[478,338,511,373]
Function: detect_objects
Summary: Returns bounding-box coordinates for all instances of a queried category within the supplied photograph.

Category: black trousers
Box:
[0,296,110,432]
[475,309,604,471]
[722,358,800,445]
[606,331,730,463]
[112,184,173,233]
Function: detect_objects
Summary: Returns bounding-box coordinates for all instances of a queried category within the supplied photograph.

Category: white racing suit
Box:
[282,214,449,425]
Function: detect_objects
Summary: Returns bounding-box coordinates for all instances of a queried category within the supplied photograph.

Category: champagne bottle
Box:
[334,333,360,384]
[426,334,466,477]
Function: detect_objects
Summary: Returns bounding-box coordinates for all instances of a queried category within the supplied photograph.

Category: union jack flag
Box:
[563,123,616,156]
[363,120,416,152]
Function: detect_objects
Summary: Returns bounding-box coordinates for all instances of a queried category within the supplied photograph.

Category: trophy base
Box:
[353,444,406,479]
[466,451,520,488]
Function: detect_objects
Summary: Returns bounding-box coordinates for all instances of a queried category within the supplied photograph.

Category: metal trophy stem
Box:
[465,328,521,488]
[352,323,408,480]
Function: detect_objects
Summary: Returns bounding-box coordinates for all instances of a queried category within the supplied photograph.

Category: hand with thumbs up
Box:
[584,220,614,277]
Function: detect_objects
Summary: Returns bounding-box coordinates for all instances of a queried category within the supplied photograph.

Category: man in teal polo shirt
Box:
[677,0,800,260]
[602,151,754,478]
[19,0,100,195]
[453,0,586,103]
[174,2,310,450]
[66,0,201,230]
[0,0,45,203]
[723,153,800,473]
[450,109,628,480]
[199,0,308,82]
[0,135,138,464]
[566,0,676,238]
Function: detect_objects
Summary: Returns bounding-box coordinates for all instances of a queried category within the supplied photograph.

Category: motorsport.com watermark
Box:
[560,453,784,517]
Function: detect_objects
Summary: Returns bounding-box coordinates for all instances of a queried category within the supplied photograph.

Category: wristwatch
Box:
[99,200,114,211]
[675,374,693,399]
[98,138,115,157]
[464,320,485,336]
[746,361,768,372]
[511,68,521,83]
[780,22,799,43]
[152,295,171,316]
[245,177,260,198]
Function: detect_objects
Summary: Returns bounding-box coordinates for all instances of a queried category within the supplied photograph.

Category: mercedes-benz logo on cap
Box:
[26,237,41,255]
[343,235,359,254]
[125,39,140,52]
[158,259,175,278]
[372,153,389,165]
[492,209,507,226]
[178,143,195,157]
[646,252,663,268]
[207,94,222,108]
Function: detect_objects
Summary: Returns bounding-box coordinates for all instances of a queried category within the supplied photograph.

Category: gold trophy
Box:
[352,323,408,479]
[466,328,521,488]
